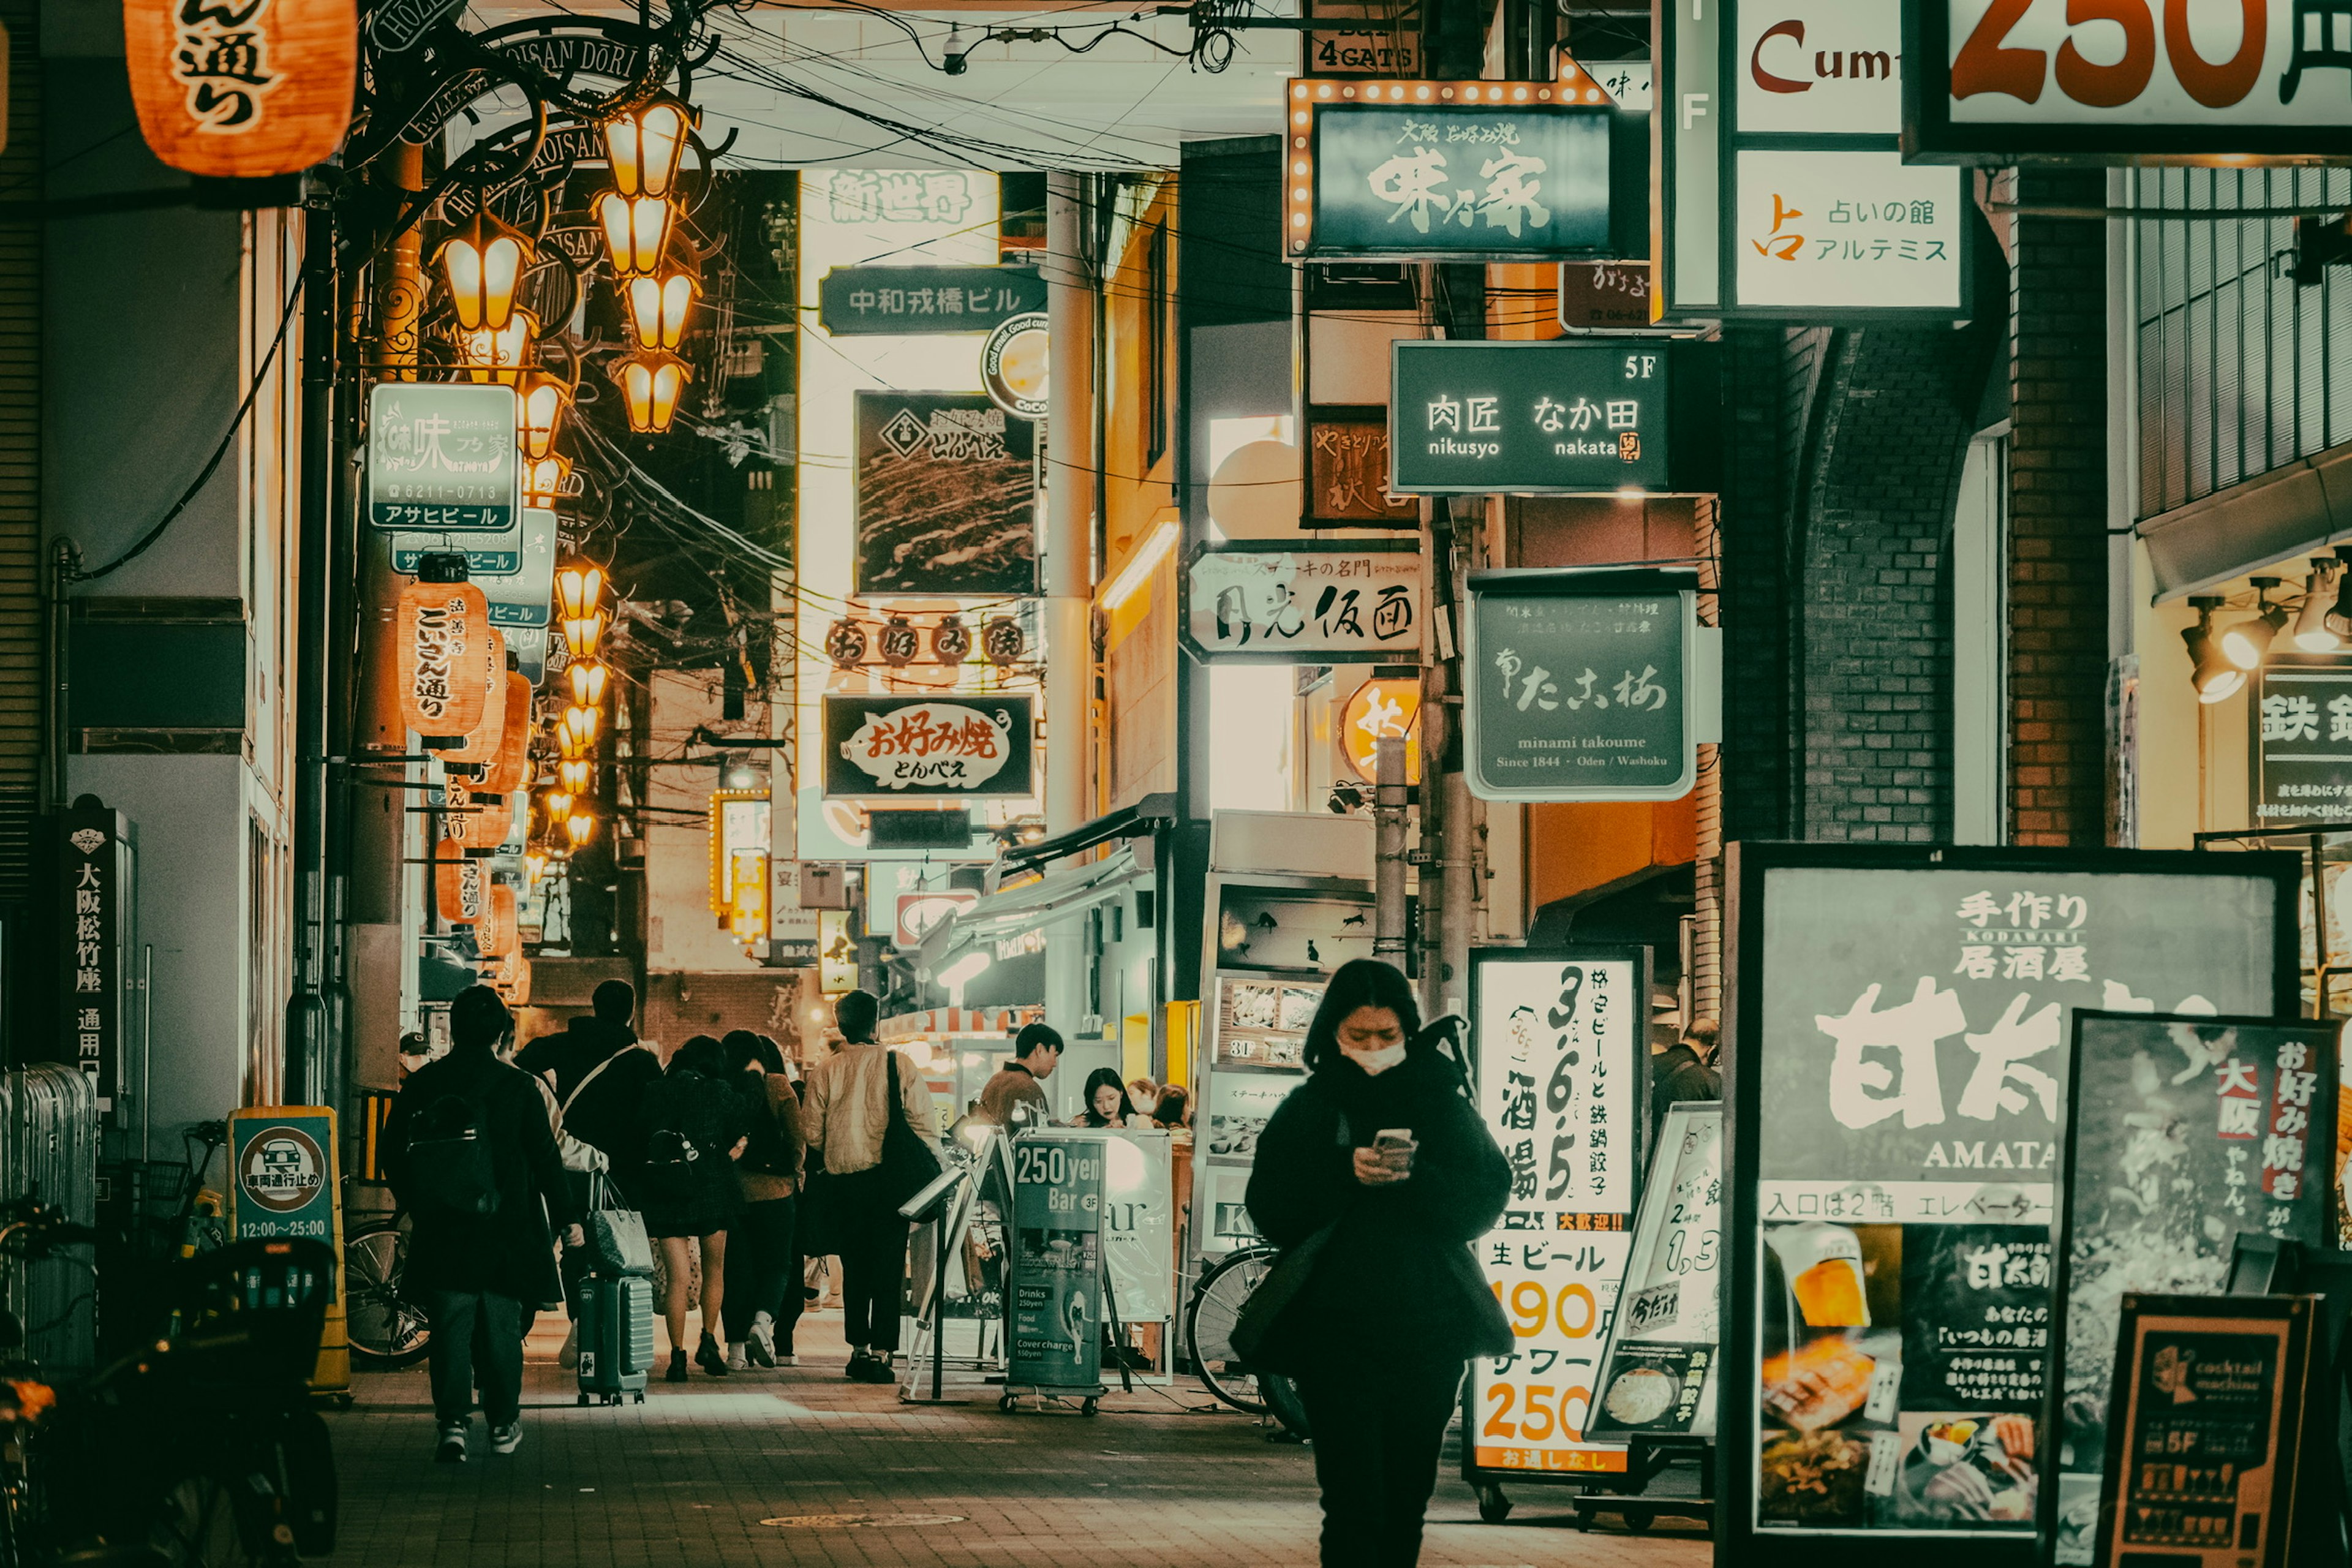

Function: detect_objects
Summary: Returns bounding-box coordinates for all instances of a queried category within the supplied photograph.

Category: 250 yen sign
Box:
[1953,0,2279,114]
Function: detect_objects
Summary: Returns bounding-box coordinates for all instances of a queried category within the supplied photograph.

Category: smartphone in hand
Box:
[1374,1128,1418,1174]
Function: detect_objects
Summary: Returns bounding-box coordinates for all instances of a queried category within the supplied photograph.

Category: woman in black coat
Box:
[639,1035,750,1381]
[1246,959,1511,1568]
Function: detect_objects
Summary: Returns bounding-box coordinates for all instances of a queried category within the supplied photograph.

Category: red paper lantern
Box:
[482,674,531,797]
[436,856,484,926]
[476,884,517,958]
[123,0,358,179]
[396,578,490,745]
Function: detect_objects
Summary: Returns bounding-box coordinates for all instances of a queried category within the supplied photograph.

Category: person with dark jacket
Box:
[1651,1019,1723,1137]
[513,979,663,1188]
[639,1035,750,1381]
[385,984,582,1464]
[1246,959,1512,1568]
[719,1030,806,1369]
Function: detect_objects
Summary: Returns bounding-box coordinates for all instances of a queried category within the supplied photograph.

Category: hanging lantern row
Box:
[824,613,1023,670]
[396,570,491,748]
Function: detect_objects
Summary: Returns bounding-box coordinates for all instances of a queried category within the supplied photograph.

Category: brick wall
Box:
[2006,171,2109,847]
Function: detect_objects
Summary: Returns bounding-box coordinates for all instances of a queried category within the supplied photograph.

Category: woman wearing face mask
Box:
[1245,959,1511,1568]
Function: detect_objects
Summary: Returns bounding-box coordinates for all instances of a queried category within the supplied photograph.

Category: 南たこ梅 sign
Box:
[823,694,1036,799]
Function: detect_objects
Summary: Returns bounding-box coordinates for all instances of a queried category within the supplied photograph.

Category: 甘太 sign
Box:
[1903,0,2352,161]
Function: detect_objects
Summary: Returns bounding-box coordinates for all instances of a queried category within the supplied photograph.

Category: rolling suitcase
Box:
[575,1273,655,1406]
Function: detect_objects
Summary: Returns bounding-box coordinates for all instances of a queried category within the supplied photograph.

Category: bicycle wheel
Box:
[344,1224,429,1368]
[1183,1245,1278,1415]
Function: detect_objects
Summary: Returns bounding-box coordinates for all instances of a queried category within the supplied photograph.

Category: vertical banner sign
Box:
[1096,1128,1174,1325]
[2049,1013,2337,1567]
[1468,948,1647,1478]
[1009,1132,1106,1390]
[2097,1296,2315,1568]
[1724,844,2295,1567]
[1588,1101,1723,1441]
[2250,654,2352,829]
[366,383,520,533]
[58,804,128,1109]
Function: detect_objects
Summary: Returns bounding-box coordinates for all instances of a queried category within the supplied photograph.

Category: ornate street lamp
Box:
[521,454,570,510]
[615,352,691,434]
[597,191,676,279]
[603,98,692,200]
[624,272,700,353]
[437,209,537,333]
[555,563,606,621]
[560,704,602,751]
[565,812,597,849]
[566,659,608,708]
[518,372,569,461]
[560,612,609,663]
[559,758,593,794]
[458,312,536,385]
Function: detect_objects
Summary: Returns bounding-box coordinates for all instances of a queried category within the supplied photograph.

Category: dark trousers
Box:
[424,1287,525,1427]
[1292,1356,1464,1568]
[720,1196,797,1343]
[834,1170,910,1354]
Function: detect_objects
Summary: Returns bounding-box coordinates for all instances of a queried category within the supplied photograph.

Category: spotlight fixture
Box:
[2294,558,2343,652]
[2220,577,2288,670]
[2184,595,2245,704]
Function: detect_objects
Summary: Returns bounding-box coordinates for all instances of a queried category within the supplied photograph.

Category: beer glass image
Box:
[1768,1221,1870,1329]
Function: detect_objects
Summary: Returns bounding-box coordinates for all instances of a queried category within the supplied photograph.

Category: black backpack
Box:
[641,1072,726,1200]
[741,1079,796,1177]
[405,1087,502,1215]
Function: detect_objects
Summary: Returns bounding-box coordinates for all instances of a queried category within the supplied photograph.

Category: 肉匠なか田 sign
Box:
[817,265,1047,336]
[853,391,1037,597]
[2250,654,2352,829]
[1008,1133,1106,1392]
[1719,843,2297,1559]
[1466,948,1648,1477]
[821,693,1036,799]
[1588,1101,1722,1443]
[1390,341,1672,494]
[2049,1012,2338,1566]
[1183,543,1422,660]
[1285,79,1613,260]
[1463,568,1699,802]
[1901,0,2352,164]
[366,383,519,532]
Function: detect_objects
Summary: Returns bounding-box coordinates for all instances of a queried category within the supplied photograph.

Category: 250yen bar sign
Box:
[1464,568,1713,802]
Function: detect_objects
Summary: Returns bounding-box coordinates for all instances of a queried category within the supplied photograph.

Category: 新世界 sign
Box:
[818,265,1047,336]
[1284,79,1614,261]
[822,693,1036,799]
[1902,0,2352,164]
[1463,568,1699,802]
[367,383,519,533]
[2250,654,2352,829]
[1390,341,1675,494]
[1183,543,1423,660]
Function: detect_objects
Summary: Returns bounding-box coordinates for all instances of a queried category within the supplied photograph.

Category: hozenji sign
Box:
[1902,0,2352,162]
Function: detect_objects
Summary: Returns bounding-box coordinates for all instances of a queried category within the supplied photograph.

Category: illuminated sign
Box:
[823,694,1036,798]
[366,383,519,532]
[817,264,1046,335]
[1390,341,1673,494]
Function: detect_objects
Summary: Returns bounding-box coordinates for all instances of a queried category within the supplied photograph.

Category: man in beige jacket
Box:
[800,989,941,1382]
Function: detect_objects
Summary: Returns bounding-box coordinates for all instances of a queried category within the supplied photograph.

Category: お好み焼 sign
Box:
[823,695,1036,799]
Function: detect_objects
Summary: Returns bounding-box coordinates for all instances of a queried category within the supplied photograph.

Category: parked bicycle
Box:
[1182,1243,1311,1439]
[342,1213,429,1369]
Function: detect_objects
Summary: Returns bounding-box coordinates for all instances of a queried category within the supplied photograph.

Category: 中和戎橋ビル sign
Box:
[1389,341,1691,494]
[1463,568,1705,802]
[368,383,519,533]
[818,265,1047,336]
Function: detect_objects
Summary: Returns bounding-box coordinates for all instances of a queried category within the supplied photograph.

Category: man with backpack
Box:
[386,985,582,1464]
[515,979,663,1189]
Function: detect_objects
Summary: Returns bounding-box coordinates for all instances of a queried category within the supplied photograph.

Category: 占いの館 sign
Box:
[1463,568,1709,803]
[821,693,1036,799]
[1390,341,1675,495]
[1719,842,2297,1567]
[367,383,519,533]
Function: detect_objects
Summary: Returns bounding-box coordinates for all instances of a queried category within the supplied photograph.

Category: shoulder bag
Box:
[878,1050,944,1210]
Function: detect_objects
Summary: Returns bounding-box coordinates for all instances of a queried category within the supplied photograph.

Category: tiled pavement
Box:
[328,1310,1708,1567]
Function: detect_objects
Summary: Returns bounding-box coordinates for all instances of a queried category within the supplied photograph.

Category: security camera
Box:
[943,50,969,74]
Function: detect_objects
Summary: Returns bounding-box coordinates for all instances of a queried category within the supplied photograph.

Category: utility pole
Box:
[1374,736,1409,964]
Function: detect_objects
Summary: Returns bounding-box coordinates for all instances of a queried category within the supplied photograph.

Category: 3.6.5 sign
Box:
[1903,0,2352,160]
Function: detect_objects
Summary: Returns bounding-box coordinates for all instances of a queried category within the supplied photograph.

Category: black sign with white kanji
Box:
[58,803,129,1108]
[818,266,1047,336]
[2250,652,2352,830]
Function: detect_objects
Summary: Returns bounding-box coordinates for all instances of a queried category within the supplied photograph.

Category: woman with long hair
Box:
[718,1030,805,1369]
[1245,959,1511,1566]
[639,1034,749,1381]
[1073,1067,1136,1128]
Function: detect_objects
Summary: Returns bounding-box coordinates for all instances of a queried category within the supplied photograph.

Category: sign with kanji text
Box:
[817,265,1047,336]
[1284,79,1615,260]
[57,802,130,1110]
[1466,947,1648,1478]
[1588,1102,1721,1442]
[1390,341,1673,494]
[366,383,519,533]
[1183,543,1423,660]
[822,694,1036,799]
[1732,149,1966,314]
[1463,568,1699,802]
[2250,654,2352,829]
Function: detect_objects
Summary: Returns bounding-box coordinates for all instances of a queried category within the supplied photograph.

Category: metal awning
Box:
[917,843,1152,978]
[2141,439,2352,599]
[878,1006,1041,1042]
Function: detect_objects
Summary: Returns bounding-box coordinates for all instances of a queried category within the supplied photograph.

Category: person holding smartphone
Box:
[1245,959,1512,1567]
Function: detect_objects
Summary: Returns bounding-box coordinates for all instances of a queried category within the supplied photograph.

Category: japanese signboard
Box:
[822,694,1036,799]
[818,908,856,995]
[2049,1013,2337,1566]
[1463,568,1699,803]
[853,391,1036,597]
[2095,1295,2316,1568]
[1008,1131,1107,1392]
[57,803,129,1109]
[1721,843,2297,1561]
[1466,948,1647,1478]
[1284,78,1614,261]
[1389,341,1673,495]
[817,265,1046,335]
[1732,149,1967,313]
[1300,0,1421,77]
[1902,1,2352,164]
[1184,543,1423,660]
[366,383,519,533]
[227,1104,345,1318]
[1193,969,1323,1261]
[1558,260,1662,333]
[1589,1101,1722,1442]
[1306,413,1419,526]
[769,858,820,963]
[2250,654,2352,829]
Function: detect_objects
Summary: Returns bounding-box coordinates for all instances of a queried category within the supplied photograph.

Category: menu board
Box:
[1007,1133,1105,1392]
[2097,1295,2315,1568]
[1725,845,2294,1561]
[1466,948,1646,1478]
[1589,1101,1721,1441]
[1191,970,1321,1261]
[2050,1014,2338,1566]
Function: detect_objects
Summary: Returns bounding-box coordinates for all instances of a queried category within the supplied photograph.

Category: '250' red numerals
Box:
[1954,0,2266,110]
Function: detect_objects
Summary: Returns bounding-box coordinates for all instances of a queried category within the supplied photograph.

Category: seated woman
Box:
[1072,1068,1135,1128]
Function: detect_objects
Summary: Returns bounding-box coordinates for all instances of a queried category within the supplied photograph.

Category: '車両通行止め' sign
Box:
[1390,341,1691,494]
[1463,568,1706,802]
[823,694,1036,799]
[367,383,519,533]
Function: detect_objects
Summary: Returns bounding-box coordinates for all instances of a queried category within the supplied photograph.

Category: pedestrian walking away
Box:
[639,1033,751,1381]
[719,1029,807,1370]
[1245,959,1512,1568]
[384,984,584,1464]
[799,989,943,1384]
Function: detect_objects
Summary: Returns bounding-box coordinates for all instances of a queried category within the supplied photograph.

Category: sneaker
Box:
[777,1354,799,1368]
[489,1422,522,1455]
[726,1344,749,1372]
[434,1422,467,1464]
[747,1316,776,1368]
[851,1352,897,1385]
